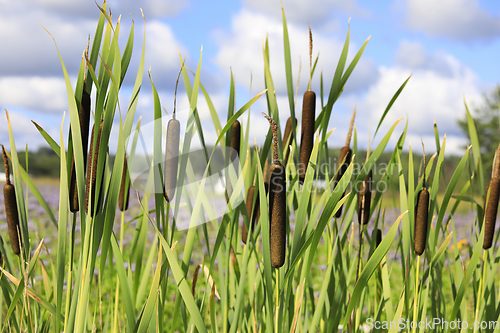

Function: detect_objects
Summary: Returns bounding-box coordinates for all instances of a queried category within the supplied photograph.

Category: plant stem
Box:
[413,255,420,333]
[473,250,488,333]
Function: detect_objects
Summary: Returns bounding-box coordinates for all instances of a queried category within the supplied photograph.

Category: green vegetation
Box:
[458,85,500,177]
[1,2,499,333]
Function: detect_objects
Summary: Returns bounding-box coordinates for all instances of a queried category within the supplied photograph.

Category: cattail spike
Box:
[262,113,279,163]
[483,177,500,249]
[164,118,180,202]
[345,108,356,147]
[421,138,426,188]
[85,120,104,217]
[191,265,201,297]
[374,228,382,248]
[414,188,429,255]
[358,170,372,225]
[298,91,316,181]
[2,145,10,185]
[4,183,20,255]
[308,23,313,91]
[264,113,286,268]
[118,155,130,211]
[493,142,500,178]
[2,146,20,255]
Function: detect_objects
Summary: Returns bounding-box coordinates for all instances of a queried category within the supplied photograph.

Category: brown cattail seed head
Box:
[263,112,287,268]
[374,228,382,248]
[483,177,500,249]
[414,188,430,255]
[2,145,20,255]
[299,91,316,182]
[358,170,372,225]
[118,156,130,211]
[226,120,241,203]
[230,120,241,162]
[269,163,286,268]
[164,118,180,202]
[4,184,20,255]
[69,82,91,213]
[283,117,296,167]
[334,146,352,218]
[85,120,104,217]
[191,265,201,298]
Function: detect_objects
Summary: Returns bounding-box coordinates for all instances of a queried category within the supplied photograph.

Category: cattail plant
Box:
[85,120,104,217]
[334,109,356,218]
[2,145,20,255]
[414,142,429,256]
[225,119,241,202]
[164,64,183,203]
[69,80,91,212]
[298,26,316,182]
[283,117,296,168]
[358,170,372,225]
[263,113,286,269]
[118,155,130,211]
[374,228,382,248]
[164,117,180,203]
[483,142,500,249]
[230,120,241,162]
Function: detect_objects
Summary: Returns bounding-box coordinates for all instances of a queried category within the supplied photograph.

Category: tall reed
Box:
[263,113,286,268]
[334,109,355,218]
[2,145,20,255]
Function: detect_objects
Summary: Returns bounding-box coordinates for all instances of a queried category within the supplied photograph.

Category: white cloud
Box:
[403,0,500,40]
[0,111,54,151]
[344,42,486,155]
[243,0,370,25]
[0,77,67,113]
[213,9,377,99]
[24,0,188,19]
[144,21,189,88]
[0,1,189,80]
[0,5,96,76]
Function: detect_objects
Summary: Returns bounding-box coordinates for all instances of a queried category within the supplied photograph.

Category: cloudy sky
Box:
[1,0,500,156]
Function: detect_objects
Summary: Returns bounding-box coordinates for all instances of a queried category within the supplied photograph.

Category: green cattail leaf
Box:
[120,18,134,86]
[214,90,267,148]
[134,243,162,333]
[56,113,69,332]
[110,234,136,332]
[464,99,485,194]
[199,82,222,135]
[342,211,405,328]
[434,146,470,244]
[373,75,411,141]
[150,222,208,333]
[291,132,321,260]
[4,112,29,259]
[281,5,296,143]
[445,225,485,333]
[31,121,61,157]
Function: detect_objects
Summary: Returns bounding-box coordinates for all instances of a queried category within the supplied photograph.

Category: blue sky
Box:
[1,0,500,155]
